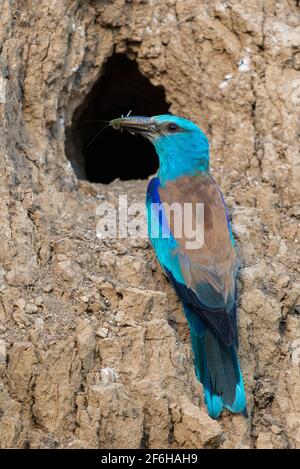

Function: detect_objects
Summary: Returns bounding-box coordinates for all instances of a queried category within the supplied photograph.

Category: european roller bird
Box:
[110,114,247,419]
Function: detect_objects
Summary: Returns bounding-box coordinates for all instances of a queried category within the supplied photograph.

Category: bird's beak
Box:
[110,116,158,138]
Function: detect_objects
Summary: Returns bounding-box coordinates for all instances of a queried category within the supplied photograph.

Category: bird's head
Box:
[110,114,209,185]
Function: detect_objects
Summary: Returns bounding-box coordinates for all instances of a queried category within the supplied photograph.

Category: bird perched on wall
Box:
[110,114,247,419]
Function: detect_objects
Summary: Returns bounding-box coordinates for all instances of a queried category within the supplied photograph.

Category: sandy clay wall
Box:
[0,0,300,448]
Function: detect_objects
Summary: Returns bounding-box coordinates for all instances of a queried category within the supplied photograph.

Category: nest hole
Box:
[65,54,170,183]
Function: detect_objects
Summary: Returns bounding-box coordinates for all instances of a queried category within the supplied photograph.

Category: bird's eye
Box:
[167,123,179,132]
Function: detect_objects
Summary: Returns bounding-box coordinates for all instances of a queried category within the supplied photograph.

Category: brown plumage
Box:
[158,173,237,313]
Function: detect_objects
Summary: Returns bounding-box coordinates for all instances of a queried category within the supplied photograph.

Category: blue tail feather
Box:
[184,306,247,419]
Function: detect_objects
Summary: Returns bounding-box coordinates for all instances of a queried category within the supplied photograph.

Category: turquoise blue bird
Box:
[110,114,247,419]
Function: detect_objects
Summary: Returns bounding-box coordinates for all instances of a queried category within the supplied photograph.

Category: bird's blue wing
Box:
[146,177,185,285]
[146,175,238,347]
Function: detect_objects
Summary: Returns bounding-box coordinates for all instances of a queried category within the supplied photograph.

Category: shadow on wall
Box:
[65,54,170,183]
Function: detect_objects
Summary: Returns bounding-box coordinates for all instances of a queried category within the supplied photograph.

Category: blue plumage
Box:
[111,114,247,419]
